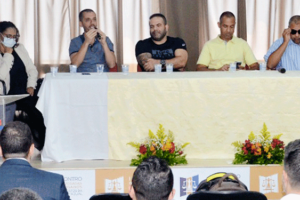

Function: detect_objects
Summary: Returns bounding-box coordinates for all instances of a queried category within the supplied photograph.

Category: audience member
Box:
[196,11,259,71]
[129,156,175,200]
[281,139,300,200]
[265,15,300,70]
[69,9,116,72]
[0,121,70,200]
[0,188,42,200]
[135,13,188,72]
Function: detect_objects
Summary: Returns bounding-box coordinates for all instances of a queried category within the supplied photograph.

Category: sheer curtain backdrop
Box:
[0,0,300,74]
[0,0,159,75]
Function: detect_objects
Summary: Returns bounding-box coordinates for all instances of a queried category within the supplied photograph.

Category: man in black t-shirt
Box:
[135,13,188,72]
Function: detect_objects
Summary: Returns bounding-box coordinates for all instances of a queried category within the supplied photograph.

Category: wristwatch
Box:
[160,59,166,67]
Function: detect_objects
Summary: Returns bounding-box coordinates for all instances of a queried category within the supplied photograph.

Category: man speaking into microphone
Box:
[69,9,116,72]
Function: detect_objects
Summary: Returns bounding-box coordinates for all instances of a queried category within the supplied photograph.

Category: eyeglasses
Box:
[291,29,300,35]
[0,33,20,39]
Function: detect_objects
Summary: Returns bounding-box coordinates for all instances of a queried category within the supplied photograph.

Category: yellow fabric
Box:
[107,72,300,161]
[197,36,257,69]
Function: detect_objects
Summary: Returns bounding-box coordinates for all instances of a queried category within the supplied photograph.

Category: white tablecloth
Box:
[37,73,108,162]
[37,71,300,162]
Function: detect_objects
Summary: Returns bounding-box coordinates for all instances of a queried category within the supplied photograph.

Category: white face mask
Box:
[1,34,16,48]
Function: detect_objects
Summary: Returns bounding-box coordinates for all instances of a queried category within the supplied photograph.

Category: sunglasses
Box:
[291,29,300,35]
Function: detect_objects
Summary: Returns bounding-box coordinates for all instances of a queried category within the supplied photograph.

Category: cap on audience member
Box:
[129,156,175,200]
[0,188,43,200]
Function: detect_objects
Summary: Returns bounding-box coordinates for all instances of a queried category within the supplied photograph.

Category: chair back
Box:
[187,191,267,200]
[89,193,132,200]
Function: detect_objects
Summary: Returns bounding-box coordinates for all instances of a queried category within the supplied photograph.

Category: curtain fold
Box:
[237,0,247,41]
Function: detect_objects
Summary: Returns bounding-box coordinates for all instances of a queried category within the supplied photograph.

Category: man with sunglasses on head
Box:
[265,15,300,70]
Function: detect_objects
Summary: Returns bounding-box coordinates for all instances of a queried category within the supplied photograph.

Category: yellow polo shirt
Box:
[197,36,257,69]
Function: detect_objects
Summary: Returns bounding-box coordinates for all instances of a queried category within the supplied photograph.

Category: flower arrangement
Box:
[232,123,285,165]
[127,124,190,166]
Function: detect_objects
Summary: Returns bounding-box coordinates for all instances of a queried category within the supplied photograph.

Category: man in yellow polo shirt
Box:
[196,11,259,71]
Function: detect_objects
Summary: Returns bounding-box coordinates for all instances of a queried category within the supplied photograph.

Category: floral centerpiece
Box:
[127,124,190,166]
[232,123,285,165]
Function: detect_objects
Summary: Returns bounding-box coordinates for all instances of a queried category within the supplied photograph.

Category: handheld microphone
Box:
[278,67,286,73]
[96,32,101,40]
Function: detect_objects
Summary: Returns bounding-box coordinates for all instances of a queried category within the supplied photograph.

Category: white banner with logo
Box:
[50,170,95,200]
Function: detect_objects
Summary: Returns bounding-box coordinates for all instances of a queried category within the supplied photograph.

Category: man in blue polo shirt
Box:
[265,15,300,70]
[69,9,116,72]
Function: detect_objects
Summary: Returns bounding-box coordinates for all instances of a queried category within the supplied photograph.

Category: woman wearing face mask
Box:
[0,21,45,150]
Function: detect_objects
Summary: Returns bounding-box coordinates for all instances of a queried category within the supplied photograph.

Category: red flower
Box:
[169,142,175,154]
[178,151,183,155]
[139,145,147,154]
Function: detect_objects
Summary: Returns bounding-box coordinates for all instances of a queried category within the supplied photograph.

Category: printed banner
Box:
[50,170,96,200]
[172,167,250,200]
[250,166,284,200]
[95,169,135,194]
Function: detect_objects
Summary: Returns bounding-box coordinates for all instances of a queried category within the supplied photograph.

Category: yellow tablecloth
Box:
[107,71,300,160]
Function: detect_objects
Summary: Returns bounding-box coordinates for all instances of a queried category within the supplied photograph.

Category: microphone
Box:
[96,32,101,40]
[278,67,286,73]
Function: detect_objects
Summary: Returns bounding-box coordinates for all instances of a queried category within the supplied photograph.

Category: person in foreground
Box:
[0,188,42,200]
[264,15,300,70]
[135,13,188,72]
[129,156,175,200]
[281,139,300,200]
[196,11,259,71]
[69,9,116,72]
[0,121,70,200]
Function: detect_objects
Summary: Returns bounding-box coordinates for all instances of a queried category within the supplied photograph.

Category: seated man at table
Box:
[69,9,116,72]
[264,15,300,70]
[135,13,188,72]
[129,156,175,200]
[0,121,70,200]
[196,11,259,71]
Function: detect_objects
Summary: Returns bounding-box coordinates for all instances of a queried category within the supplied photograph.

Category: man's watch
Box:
[160,59,166,67]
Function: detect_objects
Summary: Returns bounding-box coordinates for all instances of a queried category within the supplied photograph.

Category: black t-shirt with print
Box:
[135,36,187,71]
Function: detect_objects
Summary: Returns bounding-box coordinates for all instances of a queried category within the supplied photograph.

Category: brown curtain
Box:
[160,0,208,71]
[237,0,247,41]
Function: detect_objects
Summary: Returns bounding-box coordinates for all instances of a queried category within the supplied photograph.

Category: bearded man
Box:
[135,13,188,72]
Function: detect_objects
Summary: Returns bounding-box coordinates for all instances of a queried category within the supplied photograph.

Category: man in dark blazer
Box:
[0,121,70,200]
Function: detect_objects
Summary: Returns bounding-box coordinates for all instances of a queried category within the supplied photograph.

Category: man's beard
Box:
[151,29,167,41]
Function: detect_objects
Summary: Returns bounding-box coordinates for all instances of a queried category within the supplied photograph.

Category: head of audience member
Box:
[288,15,300,44]
[149,13,169,43]
[0,121,34,161]
[218,11,236,42]
[129,156,175,200]
[79,9,97,33]
[282,139,300,195]
[0,188,43,200]
[0,21,20,47]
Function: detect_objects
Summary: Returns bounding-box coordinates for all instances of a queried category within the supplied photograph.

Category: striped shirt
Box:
[264,38,300,70]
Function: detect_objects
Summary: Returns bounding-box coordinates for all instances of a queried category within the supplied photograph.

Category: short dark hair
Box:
[0,121,33,159]
[149,13,167,25]
[289,15,300,26]
[0,188,42,200]
[79,9,95,21]
[132,156,173,200]
[284,139,300,189]
[0,21,20,46]
[219,11,235,24]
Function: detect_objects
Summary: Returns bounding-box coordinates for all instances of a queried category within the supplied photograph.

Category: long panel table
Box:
[37,71,300,162]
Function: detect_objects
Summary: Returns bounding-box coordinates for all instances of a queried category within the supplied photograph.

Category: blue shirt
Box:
[69,35,114,72]
[264,38,300,70]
